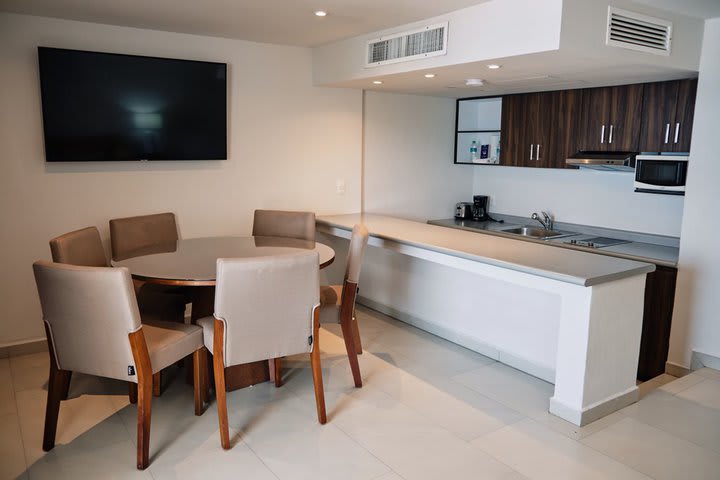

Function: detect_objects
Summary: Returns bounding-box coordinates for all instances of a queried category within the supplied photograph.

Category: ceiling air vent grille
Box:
[606,7,672,55]
[366,22,448,67]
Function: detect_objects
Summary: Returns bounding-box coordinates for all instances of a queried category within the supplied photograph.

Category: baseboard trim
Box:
[550,386,639,426]
[0,338,47,358]
[665,361,691,377]
[691,350,720,371]
[357,296,556,383]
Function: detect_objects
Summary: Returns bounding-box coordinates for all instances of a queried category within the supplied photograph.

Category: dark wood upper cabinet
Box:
[577,84,644,152]
[500,90,582,168]
[639,78,697,152]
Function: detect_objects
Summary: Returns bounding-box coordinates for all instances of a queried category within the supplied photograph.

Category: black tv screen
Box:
[38,47,227,161]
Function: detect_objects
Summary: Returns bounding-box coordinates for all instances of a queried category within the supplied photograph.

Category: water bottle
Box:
[470,141,478,162]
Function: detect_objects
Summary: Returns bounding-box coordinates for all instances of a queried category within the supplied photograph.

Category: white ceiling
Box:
[630,0,720,20]
[0,0,489,47]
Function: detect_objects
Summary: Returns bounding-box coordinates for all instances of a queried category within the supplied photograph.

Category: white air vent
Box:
[606,7,672,55]
[366,22,448,67]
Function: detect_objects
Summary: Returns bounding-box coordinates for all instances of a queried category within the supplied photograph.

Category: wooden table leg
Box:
[190,286,269,391]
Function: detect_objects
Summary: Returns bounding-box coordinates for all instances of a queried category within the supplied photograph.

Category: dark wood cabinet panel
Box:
[544,89,583,168]
[577,84,643,152]
[639,79,697,152]
[672,78,697,152]
[500,90,582,168]
[637,265,677,381]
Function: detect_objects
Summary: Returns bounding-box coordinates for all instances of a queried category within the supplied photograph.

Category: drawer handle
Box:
[664,123,670,144]
[529,144,534,161]
[609,124,614,144]
[674,123,680,143]
[536,144,541,160]
[600,125,605,144]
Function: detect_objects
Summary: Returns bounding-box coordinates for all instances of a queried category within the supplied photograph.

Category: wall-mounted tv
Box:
[38,47,227,161]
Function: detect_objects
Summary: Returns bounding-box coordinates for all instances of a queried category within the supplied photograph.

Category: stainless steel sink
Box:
[500,226,570,239]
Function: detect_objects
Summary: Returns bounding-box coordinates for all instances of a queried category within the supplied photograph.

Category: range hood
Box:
[565,152,637,171]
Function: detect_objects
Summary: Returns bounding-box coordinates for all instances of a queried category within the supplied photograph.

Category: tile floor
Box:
[2,305,720,480]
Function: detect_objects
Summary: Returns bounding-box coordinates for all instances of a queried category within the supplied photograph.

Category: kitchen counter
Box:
[317,213,652,426]
[429,216,679,268]
[318,213,655,286]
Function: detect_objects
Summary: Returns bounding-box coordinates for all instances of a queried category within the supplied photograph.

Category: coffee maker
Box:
[472,195,490,221]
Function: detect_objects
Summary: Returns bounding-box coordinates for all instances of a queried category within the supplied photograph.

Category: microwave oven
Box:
[634,154,688,195]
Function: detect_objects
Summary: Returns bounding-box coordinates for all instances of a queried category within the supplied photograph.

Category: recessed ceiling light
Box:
[487,64,501,69]
[314,10,327,17]
[372,80,383,85]
[424,73,436,78]
[465,78,484,86]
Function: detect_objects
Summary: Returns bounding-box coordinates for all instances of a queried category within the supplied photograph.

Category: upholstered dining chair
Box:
[52,225,182,397]
[198,251,326,449]
[318,224,369,388]
[252,209,316,242]
[32,261,206,470]
[109,212,188,322]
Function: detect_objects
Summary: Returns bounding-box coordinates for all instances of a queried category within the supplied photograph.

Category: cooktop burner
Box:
[564,236,630,248]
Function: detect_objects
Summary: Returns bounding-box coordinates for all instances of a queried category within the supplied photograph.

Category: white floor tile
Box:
[473,418,651,480]
[9,353,48,393]
[329,386,524,480]
[659,372,706,395]
[532,410,626,441]
[25,415,152,480]
[224,383,390,480]
[582,416,720,480]
[637,373,677,398]
[0,413,27,480]
[368,363,523,441]
[452,363,553,418]
[15,388,120,465]
[675,378,720,411]
[694,368,720,382]
[621,389,720,453]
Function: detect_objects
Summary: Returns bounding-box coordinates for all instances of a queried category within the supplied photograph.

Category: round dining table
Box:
[113,236,335,391]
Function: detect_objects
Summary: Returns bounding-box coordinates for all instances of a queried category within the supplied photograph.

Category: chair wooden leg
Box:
[129,330,153,470]
[340,313,363,388]
[204,348,212,402]
[43,362,71,451]
[153,372,162,397]
[351,314,363,355]
[268,358,282,387]
[193,349,204,416]
[213,320,231,449]
[128,382,138,404]
[310,308,327,424]
[61,371,72,400]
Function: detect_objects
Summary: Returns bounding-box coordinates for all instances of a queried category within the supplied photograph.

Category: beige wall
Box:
[0,13,362,346]
[363,91,474,220]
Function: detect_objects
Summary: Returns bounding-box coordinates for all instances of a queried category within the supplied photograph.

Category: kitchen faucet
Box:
[531,211,554,230]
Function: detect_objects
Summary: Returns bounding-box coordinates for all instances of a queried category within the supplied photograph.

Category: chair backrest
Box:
[109,212,179,261]
[252,209,315,242]
[214,251,320,367]
[50,227,108,267]
[344,224,369,285]
[32,260,141,382]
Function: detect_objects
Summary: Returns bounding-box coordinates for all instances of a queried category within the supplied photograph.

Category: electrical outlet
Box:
[336,179,346,195]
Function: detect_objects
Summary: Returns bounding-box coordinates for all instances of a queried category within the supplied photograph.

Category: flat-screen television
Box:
[38,47,227,161]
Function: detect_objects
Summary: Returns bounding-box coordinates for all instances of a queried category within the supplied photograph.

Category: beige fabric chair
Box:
[109,213,187,324]
[319,224,369,387]
[50,227,108,267]
[197,251,325,449]
[252,209,316,242]
[32,261,206,470]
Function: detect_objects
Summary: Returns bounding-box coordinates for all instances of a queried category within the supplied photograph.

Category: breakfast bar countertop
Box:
[317,213,655,287]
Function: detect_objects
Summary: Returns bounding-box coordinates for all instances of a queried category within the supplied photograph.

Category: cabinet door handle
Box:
[674,123,680,143]
[601,125,605,144]
[664,123,671,144]
[529,144,534,161]
[609,124,614,144]
[536,144,541,161]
